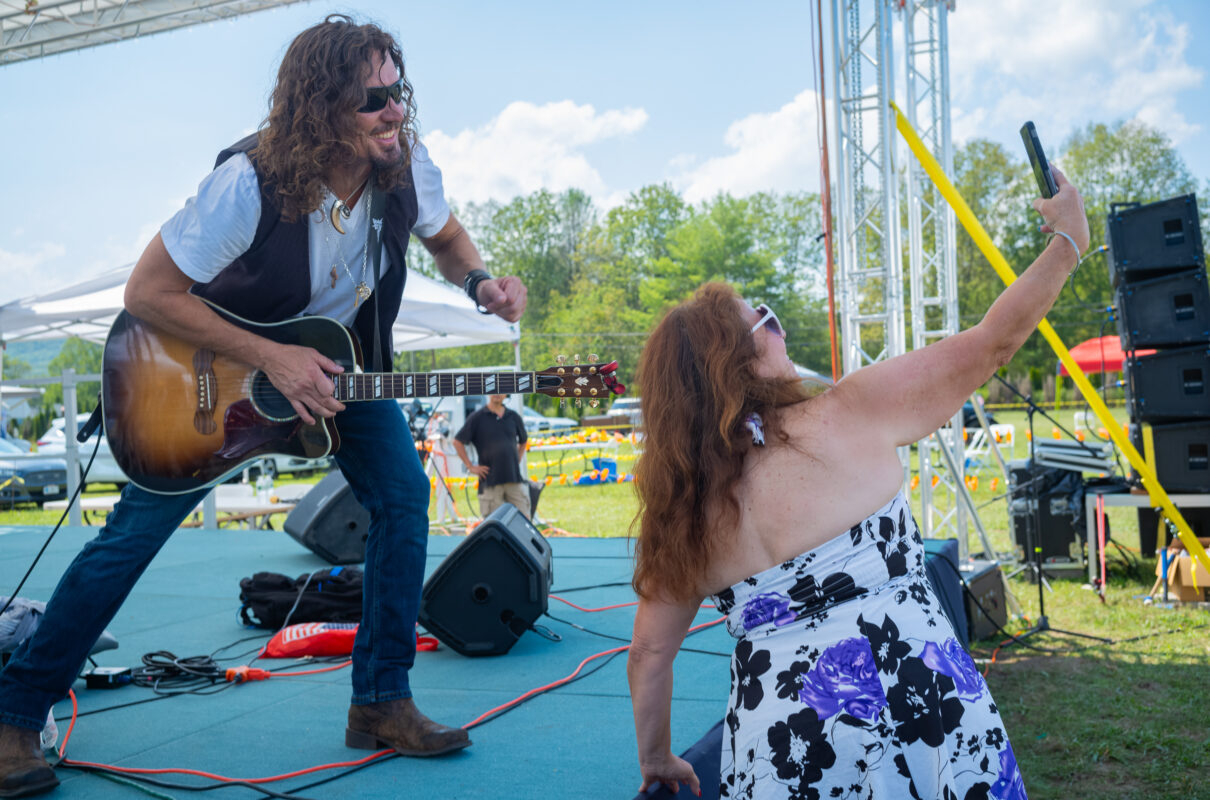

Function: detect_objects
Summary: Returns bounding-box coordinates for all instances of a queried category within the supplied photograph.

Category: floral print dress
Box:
[710,492,1026,800]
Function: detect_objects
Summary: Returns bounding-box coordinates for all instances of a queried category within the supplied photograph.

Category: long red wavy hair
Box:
[632,283,812,600]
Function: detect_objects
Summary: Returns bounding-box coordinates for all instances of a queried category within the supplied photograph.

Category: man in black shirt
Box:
[453,395,530,519]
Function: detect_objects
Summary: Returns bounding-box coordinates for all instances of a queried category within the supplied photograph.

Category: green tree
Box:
[42,337,103,414]
[2,352,31,380]
[478,189,595,330]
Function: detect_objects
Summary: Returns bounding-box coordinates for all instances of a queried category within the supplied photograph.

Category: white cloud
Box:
[424,100,648,204]
[674,89,822,203]
[0,243,68,302]
[948,1,1203,153]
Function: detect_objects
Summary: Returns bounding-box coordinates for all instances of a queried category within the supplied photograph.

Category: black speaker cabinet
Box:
[283,471,370,564]
[1125,344,1210,422]
[1007,460,1084,565]
[418,503,553,656]
[959,560,1007,643]
[1116,267,1210,350]
[1137,506,1210,556]
[1107,194,1204,287]
[1130,421,1210,493]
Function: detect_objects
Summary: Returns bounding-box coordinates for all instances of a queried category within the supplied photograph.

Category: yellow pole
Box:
[889,100,1210,578]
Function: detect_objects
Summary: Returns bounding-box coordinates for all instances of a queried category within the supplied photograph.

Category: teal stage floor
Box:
[0,524,731,800]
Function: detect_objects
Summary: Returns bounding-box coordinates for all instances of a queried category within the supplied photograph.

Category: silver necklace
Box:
[322,189,371,308]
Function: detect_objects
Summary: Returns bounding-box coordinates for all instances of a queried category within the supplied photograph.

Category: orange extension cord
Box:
[55,603,725,788]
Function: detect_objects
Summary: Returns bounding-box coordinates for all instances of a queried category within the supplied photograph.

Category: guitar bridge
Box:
[193,349,218,435]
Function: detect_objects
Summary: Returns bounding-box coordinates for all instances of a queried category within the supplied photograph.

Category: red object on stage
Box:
[1059,336,1155,376]
[263,622,358,658]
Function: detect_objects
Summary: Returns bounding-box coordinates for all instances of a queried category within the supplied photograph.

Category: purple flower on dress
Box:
[920,638,984,701]
[741,592,796,631]
[797,637,888,722]
[990,745,1027,800]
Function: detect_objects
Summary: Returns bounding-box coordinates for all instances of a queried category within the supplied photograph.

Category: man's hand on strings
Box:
[261,344,346,425]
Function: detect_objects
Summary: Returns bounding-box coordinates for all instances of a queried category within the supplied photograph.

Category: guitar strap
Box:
[367,174,386,374]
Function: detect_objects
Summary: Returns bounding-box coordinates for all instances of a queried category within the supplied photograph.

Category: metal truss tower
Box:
[829,0,968,547]
[829,0,905,380]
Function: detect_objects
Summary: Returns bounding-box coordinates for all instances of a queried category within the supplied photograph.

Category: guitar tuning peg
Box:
[590,399,600,408]
[575,398,582,408]
[573,354,581,364]
[556,354,567,365]
[588,353,599,362]
[559,398,566,408]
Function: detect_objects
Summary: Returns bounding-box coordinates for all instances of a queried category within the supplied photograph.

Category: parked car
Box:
[242,454,333,480]
[520,406,577,434]
[581,396,641,431]
[37,416,129,489]
[604,397,642,426]
[0,437,68,506]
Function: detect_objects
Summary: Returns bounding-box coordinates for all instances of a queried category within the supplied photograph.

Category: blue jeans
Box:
[0,400,429,731]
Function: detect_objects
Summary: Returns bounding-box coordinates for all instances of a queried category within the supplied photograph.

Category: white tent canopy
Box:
[0,265,518,352]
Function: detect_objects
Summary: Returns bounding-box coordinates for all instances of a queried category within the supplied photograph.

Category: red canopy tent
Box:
[1059,335,1155,376]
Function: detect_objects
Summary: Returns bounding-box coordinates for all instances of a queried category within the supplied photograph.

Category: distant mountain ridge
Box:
[5,340,65,379]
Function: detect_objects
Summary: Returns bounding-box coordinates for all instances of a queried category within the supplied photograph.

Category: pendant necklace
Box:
[327,176,369,235]
[323,193,373,309]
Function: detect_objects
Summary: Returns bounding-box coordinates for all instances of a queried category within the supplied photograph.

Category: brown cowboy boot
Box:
[0,723,58,798]
[346,698,470,757]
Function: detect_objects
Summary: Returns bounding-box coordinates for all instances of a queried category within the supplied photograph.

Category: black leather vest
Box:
[191,132,419,370]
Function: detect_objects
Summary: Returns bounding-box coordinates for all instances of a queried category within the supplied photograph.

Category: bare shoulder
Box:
[700,395,905,589]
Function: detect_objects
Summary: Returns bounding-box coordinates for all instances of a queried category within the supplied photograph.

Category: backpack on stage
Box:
[238,566,363,630]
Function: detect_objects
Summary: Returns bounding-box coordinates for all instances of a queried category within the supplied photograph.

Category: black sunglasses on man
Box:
[358,78,404,113]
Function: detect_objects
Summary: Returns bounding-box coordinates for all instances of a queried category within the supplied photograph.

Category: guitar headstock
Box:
[534,354,625,408]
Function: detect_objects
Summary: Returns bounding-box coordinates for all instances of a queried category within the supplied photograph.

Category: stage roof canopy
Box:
[1,0,304,65]
[0,264,518,353]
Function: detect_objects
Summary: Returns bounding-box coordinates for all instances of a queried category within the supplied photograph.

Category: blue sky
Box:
[2,0,1209,303]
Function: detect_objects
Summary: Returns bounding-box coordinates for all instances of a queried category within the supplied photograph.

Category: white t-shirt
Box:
[161,139,451,326]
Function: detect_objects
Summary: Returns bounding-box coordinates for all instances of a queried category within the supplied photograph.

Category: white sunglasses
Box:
[750,303,784,337]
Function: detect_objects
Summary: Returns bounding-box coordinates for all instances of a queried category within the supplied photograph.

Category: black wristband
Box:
[463,269,493,312]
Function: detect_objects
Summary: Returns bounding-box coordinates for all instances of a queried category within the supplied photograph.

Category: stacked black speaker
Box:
[1111,193,1210,553]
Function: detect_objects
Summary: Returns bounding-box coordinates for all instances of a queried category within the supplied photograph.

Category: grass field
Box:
[2,412,1207,799]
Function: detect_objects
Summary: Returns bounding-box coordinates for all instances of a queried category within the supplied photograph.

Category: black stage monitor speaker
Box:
[1107,194,1204,287]
[1116,267,1210,351]
[283,471,370,565]
[1007,460,1084,565]
[1131,421,1210,493]
[419,503,553,656]
[959,560,1007,643]
[1126,344,1210,422]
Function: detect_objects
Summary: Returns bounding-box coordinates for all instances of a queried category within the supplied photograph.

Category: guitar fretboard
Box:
[334,371,539,402]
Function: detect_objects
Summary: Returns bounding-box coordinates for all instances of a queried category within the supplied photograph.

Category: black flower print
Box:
[893,753,924,800]
[734,639,771,711]
[885,656,965,747]
[715,586,737,615]
[768,707,837,788]
[858,613,912,674]
[775,660,814,701]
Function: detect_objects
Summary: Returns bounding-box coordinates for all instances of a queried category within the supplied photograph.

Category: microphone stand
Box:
[996,375,1110,645]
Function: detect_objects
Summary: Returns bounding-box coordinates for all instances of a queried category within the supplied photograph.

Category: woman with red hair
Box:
[628,169,1088,799]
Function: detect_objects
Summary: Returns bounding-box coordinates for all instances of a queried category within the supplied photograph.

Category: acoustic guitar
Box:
[101,303,622,494]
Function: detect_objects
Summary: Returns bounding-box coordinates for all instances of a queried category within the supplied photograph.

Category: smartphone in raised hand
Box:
[1020,121,1059,199]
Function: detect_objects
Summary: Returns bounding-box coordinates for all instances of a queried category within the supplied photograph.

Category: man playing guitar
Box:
[0,15,526,796]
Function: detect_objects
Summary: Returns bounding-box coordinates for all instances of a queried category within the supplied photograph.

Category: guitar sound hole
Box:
[249,371,298,422]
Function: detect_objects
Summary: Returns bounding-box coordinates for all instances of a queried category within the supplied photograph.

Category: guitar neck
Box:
[333,371,539,402]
